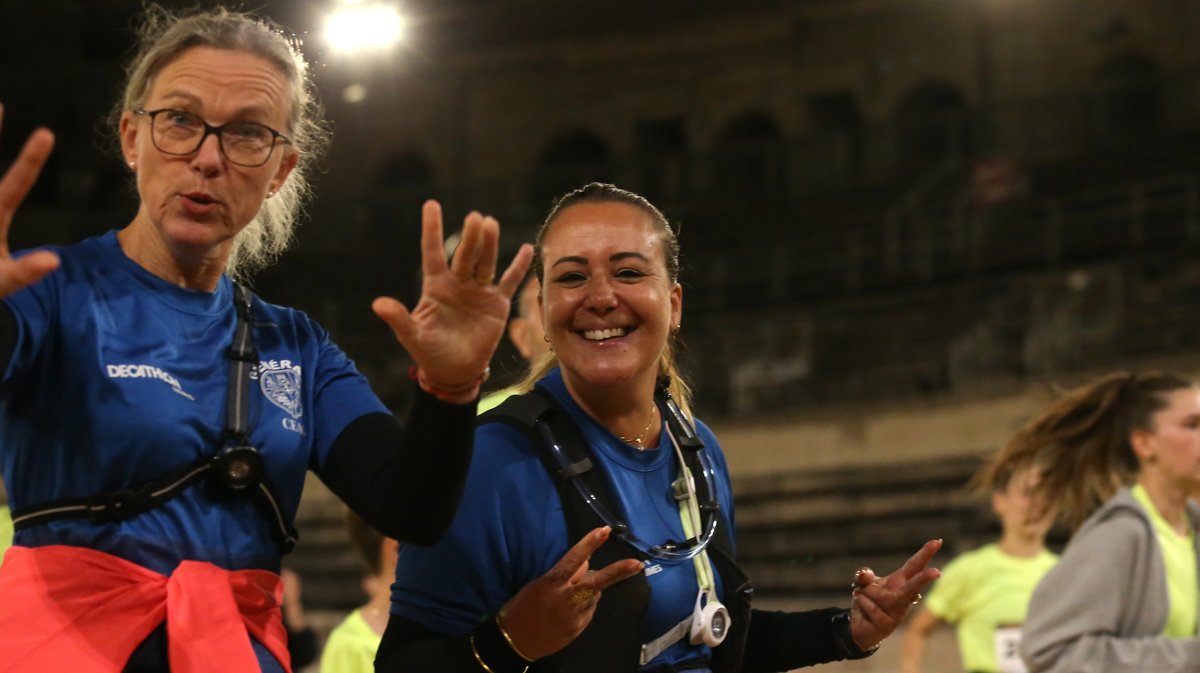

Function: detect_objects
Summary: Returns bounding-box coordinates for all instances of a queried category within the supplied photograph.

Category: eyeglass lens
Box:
[149,110,278,167]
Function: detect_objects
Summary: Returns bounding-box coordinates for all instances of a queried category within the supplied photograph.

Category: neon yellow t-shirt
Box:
[319,609,382,673]
[925,543,1059,673]
[0,505,13,568]
[478,387,520,414]
[1132,484,1198,638]
[0,505,12,568]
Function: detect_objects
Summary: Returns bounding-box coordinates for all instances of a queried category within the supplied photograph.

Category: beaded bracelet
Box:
[408,364,489,402]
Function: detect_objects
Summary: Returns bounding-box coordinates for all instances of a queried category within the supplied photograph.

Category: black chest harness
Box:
[480,385,754,673]
[11,284,299,553]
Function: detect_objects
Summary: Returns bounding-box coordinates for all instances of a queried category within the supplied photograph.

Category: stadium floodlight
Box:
[324,2,405,53]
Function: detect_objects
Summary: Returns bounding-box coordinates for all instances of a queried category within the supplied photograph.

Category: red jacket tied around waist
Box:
[0,545,291,673]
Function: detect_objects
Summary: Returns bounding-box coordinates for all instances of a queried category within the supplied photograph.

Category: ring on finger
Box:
[910,592,923,606]
[568,586,597,607]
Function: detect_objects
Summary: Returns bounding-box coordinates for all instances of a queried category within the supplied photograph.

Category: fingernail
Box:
[595,527,611,540]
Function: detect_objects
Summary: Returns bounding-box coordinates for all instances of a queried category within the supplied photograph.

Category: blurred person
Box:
[900,462,1057,673]
[378,182,942,672]
[0,482,10,569]
[0,5,530,672]
[479,272,549,413]
[980,372,1200,673]
[283,568,319,670]
[319,510,399,673]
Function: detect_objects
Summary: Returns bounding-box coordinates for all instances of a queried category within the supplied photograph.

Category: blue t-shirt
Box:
[391,368,736,671]
[1,232,387,671]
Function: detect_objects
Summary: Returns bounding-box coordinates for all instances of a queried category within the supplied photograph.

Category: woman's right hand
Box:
[497,526,644,661]
[0,105,61,297]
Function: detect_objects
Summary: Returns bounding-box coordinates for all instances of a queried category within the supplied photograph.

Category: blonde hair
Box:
[977,372,1193,530]
[516,183,693,418]
[111,3,330,280]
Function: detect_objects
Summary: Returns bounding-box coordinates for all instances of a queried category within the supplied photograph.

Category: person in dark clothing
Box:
[0,5,530,672]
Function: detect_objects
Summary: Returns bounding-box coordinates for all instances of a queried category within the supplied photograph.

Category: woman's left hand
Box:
[373,200,533,401]
[848,538,942,652]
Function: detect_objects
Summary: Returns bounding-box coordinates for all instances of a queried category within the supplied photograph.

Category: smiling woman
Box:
[379,183,942,673]
[0,5,530,673]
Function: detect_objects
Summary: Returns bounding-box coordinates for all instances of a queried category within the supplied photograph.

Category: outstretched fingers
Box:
[581,557,644,594]
[449,210,485,284]
[0,126,55,254]
[894,539,943,589]
[0,251,60,297]
[496,243,534,298]
[473,216,500,284]
[545,526,612,583]
[418,200,449,279]
[370,296,415,350]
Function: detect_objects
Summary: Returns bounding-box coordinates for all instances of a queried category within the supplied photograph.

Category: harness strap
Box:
[640,614,694,666]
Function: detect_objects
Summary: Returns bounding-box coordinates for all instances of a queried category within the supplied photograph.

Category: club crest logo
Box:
[260,365,303,419]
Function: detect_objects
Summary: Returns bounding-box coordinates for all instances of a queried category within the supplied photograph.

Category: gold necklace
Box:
[617,406,658,450]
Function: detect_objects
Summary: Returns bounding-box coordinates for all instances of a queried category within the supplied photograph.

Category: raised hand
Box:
[496,526,644,661]
[849,538,942,651]
[0,105,61,296]
[372,200,533,400]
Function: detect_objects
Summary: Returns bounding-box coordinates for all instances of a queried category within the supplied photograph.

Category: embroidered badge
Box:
[260,366,303,419]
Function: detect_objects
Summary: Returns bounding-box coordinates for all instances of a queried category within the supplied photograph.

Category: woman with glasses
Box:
[0,5,529,672]
[379,182,941,673]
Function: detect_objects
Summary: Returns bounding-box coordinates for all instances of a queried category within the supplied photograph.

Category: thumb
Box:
[372,296,415,351]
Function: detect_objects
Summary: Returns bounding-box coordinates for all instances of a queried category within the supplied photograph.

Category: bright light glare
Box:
[342,83,368,104]
[325,4,404,53]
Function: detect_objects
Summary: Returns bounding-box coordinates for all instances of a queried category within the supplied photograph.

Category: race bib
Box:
[994,625,1027,673]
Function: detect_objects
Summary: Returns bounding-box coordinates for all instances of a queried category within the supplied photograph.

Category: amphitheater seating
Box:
[732,455,993,601]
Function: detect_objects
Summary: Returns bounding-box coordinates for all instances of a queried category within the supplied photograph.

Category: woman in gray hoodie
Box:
[977,372,1200,673]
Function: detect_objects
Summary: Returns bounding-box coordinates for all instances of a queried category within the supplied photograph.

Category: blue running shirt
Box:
[391,367,735,671]
[1,231,387,575]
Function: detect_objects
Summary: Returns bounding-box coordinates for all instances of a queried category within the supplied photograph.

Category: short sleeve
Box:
[306,322,388,469]
[924,549,974,624]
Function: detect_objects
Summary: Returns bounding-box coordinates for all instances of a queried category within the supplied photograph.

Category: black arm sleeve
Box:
[319,387,477,546]
[375,612,531,673]
[741,607,873,673]
[0,301,16,377]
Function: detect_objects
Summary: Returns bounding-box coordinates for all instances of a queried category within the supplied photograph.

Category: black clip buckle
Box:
[89,483,158,524]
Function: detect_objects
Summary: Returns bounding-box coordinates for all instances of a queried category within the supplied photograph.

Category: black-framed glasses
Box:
[133,108,291,168]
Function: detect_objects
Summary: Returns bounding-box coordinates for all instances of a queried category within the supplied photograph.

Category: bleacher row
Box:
[286,454,996,615]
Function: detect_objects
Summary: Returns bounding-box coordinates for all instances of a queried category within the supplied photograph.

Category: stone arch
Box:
[894,80,970,167]
[711,110,786,193]
[530,128,614,210]
[1096,50,1164,133]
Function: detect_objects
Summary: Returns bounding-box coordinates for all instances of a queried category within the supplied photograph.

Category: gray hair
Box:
[111,3,329,280]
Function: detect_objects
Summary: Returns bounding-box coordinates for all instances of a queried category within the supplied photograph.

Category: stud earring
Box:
[128,161,135,170]
[266,190,275,199]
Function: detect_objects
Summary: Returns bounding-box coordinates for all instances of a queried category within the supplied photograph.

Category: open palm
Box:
[0,104,62,296]
[372,200,533,390]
